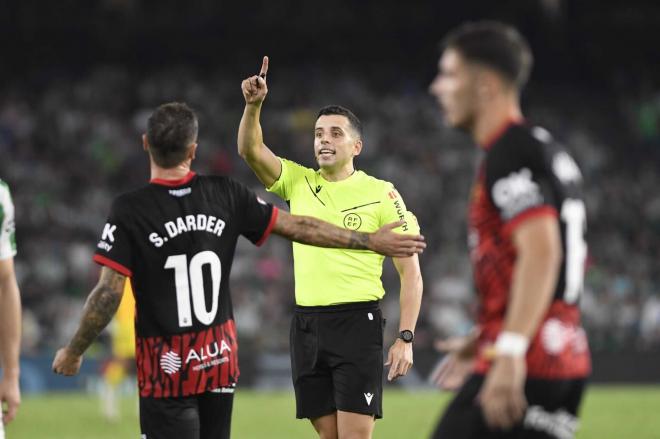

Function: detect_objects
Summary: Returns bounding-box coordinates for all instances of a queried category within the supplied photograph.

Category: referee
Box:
[238,57,424,439]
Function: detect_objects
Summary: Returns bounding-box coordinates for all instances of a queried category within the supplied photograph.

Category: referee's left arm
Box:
[385,254,423,381]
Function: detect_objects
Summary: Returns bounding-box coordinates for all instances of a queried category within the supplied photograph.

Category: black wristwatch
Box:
[399,330,414,343]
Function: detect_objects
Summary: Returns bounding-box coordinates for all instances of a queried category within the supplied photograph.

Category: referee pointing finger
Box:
[259,55,268,81]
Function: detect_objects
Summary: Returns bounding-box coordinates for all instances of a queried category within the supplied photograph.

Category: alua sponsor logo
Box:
[159,341,233,375]
[184,340,232,364]
[160,350,182,375]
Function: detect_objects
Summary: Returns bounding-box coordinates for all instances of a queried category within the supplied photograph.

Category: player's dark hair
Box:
[442,21,533,90]
[317,105,362,138]
[147,102,199,168]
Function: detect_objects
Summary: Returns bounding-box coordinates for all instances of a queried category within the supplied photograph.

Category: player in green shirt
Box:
[238,57,424,439]
[0,179,21,437]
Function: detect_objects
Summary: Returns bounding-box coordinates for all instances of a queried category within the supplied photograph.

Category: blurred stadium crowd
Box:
[1,64,659,368]
[1,0,659,388]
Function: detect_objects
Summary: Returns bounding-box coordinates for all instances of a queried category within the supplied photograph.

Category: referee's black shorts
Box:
[431,374,586,439]
[290,300,385,420]
[139,391,234,439]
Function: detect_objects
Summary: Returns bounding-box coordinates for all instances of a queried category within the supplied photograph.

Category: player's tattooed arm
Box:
[53,266,126,377]
[67,266,126,356]
[347,230,370,249]
[272,210,425,258]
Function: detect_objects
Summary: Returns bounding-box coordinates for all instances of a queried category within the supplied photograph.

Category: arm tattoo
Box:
[273,211,371,250]
[67,268,125,356]
[347,231,369,250]
[295,216,369,249]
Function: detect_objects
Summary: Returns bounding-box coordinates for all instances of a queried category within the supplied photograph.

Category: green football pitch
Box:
[5,386,659,438]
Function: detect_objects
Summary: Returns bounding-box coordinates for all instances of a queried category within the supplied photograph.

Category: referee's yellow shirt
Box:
[267,158,420,306]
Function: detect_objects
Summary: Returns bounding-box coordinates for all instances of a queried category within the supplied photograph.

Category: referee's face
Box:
[314,115,362,171]
[430,49,479,132]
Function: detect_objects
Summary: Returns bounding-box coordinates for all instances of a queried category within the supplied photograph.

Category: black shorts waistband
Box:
[294,300,380,314]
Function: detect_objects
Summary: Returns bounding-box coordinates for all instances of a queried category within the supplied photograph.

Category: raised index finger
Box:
[260,56,269,78]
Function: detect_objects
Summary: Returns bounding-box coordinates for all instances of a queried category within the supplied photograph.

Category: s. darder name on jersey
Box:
[149,214,226,247]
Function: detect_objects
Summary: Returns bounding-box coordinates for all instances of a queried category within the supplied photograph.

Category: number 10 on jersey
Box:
[164,251,222,327]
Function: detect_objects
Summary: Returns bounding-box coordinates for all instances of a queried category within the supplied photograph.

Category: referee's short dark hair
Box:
[147,102,199,168]
[442,21,533,90]
[317,105,362,138]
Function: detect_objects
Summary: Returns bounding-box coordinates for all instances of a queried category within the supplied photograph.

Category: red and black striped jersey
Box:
[469,121,591,379]
[93,171,278,397]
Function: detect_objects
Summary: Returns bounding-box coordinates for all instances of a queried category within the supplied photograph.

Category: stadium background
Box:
[1,0,659,437]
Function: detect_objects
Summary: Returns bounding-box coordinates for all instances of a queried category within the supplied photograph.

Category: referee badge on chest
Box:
[343,213,362,230]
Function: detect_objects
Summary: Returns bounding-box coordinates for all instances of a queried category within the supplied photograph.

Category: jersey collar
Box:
[318,169,360,184]
[149,171,196,187]
[481,118,524,150]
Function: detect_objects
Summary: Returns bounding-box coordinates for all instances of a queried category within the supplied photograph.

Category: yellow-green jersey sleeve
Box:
[266,158,312,201]
[378,184,420,235]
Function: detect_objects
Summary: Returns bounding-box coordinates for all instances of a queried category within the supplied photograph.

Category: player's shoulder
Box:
[491,123,552,155]
[0,178,11,197]
[109,187,148,214]
[195,173,232,186]
[488,123,568,173]
[197,174,247,193]
[197,174,262,204]
[0,178,11,201]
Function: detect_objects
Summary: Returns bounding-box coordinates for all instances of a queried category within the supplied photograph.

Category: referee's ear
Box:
[352,139,363,157]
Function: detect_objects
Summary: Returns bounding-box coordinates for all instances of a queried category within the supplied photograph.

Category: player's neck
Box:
[320,164,356,182]
[473,96,523,148]
[150,161,193,181]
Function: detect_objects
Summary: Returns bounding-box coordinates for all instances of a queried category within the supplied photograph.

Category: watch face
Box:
[400,330,414,343]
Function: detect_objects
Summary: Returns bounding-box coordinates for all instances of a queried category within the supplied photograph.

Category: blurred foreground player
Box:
[0,180,21,439]
[429,21,590,438]
[52,103,425,439]
[239,58,424,439]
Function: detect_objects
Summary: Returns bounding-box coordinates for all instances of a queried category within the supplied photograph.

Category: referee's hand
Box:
[368,221,425,258]
[241,56,269,105]
[386,338,413,381]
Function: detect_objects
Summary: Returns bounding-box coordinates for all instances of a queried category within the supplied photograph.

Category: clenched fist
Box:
[52,347,83,376]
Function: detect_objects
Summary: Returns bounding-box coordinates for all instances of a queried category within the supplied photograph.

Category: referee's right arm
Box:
[238,55,282,188]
